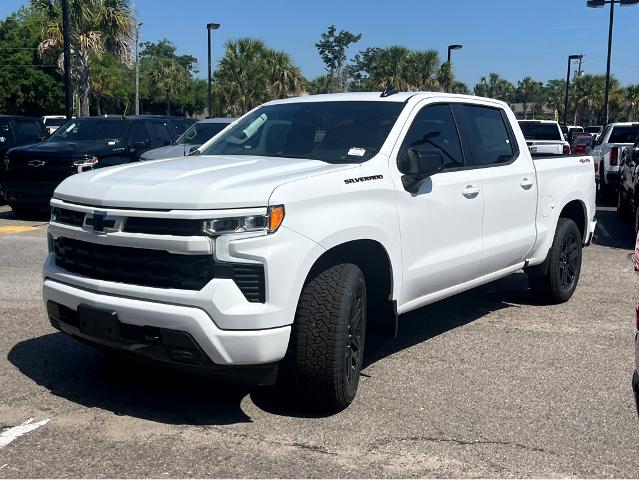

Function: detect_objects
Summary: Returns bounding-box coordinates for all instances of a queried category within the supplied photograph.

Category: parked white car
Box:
[519,120,571,156]
[43,92,597,410]
[592,122,639,195]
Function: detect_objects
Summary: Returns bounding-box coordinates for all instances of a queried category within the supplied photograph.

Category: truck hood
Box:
[53,155,357,209]
[140,144,191,161]
[9,140,125,159]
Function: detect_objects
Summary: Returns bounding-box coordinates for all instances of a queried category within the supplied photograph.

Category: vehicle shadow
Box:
[363,272,534,369]
[0,208,48,221]
[592,206,635,250]
[7,273,538,422]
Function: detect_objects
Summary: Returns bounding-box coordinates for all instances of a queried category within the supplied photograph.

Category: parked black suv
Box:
[2,115,184,215]
[617,139,639,231]
[0,115,46,204]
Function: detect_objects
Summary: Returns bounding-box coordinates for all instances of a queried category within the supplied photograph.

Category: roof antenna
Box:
[380,85,399,98]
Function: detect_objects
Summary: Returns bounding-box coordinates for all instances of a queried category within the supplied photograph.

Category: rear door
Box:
[459,104,537,275]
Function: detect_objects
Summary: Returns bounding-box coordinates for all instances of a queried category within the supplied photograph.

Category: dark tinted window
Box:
[584,126,602,134]
[177,122,228,146]
[467,106,515,166]
[399,104,464,170]
[171,119,190,135]
[49,119,128,142]
[148,121,173,147]
[12,119,42,143]
[519,122,562,141]
[129,122,150,144]
[609,125,639,144]
[43,117,66,127]
[0,121,15,145]
[200,101,404,163]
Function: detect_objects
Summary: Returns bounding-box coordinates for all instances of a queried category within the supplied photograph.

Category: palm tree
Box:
[516,77,544,119]
[149,58,183,115]
[474,73,515,103]
[624,85,639,121]
[215,38,302,116]
[33,0,134,117]
[574,74,607,125]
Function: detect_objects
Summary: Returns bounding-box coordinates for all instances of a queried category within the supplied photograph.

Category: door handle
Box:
[462,185,480,199]
[520,178,534,190]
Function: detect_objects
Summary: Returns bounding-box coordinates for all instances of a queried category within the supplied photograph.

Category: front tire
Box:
[285,263,367,411]
[528,218,582,304]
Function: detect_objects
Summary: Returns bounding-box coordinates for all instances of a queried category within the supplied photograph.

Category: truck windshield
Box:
[609,125,639,144]
[48,119,128,143]
[177,122,228,146]
[198,101,404,163]
[519,123,562,141]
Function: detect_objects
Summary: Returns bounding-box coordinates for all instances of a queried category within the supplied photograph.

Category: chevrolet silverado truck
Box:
[518,120,571,156]
[43,92,597,410]
[592,122,639,197]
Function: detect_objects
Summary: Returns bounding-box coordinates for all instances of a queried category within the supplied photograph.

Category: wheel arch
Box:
[559,199,587,243]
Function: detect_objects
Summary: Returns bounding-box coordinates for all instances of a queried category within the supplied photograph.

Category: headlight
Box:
[203,205,285,236]
[73,156,99,172]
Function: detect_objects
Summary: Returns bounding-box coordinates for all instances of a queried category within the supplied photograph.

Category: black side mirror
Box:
[399,148,444,194]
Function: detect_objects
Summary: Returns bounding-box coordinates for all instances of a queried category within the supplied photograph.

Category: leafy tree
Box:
[350,46,441,92]
[315,25,361,93]
[0,6,65,115]
[516,76,544,119]
[306,74,333,95]
[624,85,639,122]
[544,79,567,121]
[214,38,302,116]
[32,0,134,117]
[474,73,515,103]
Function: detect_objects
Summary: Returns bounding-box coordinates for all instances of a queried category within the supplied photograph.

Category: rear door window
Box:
[148,121,173,147]
[129,122,151,146]
[464,105,516,166]
[11,119,42,144]
[609,125,639,144]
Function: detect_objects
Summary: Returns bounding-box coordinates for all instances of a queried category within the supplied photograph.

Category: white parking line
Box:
[0,418,50,449]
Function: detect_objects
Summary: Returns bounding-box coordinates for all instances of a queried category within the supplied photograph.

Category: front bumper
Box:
[44,278,291,367]
[5,181,58,209]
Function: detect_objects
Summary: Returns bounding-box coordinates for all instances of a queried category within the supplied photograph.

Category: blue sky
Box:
[3,0,639,88]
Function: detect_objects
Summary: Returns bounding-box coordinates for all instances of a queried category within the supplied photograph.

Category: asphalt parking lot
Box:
[0,203,638,478]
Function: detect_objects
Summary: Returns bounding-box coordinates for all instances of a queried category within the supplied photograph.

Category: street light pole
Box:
[61,0,72,120]
[563,54,583,127]
[603,0,615,125]
[587,0,639,125]
[207,23,220,118]
[134,22,142,116]
[446,44,462,93]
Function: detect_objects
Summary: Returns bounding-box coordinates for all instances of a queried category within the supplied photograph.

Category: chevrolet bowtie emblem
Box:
[27,160,45,167]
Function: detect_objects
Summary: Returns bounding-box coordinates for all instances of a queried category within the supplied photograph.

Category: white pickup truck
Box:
[591,122,639,196]
[43,92,597,410]
[518,120,571,156]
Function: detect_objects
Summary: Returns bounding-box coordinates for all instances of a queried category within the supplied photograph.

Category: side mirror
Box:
[399,148,444,194]
[188,145,199,154]
[400,148,444,176]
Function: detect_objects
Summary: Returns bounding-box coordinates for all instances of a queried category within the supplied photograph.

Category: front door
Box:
[392,102,484,307]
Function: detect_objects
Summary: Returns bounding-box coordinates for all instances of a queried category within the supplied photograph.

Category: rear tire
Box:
[528,218,582,304]
[284,263,367,411]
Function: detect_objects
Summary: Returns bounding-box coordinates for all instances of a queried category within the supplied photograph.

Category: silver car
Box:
[140,118,234,160]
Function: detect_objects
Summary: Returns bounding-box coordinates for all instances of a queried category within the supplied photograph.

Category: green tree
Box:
[0,6,64,115]
[350,46,441,92]
[624,85,639,122]
[306,74,333,95]
[32,0,134,117]
[315,25,361,93]
[516,76,544,119]
[544,79,567,121]
[474,73,515,103]
[214,38,302,116]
